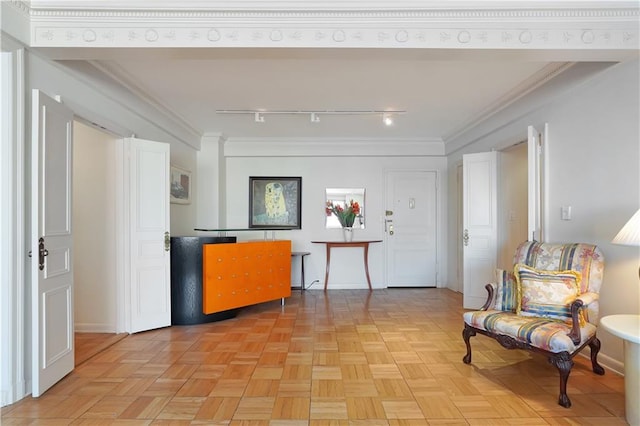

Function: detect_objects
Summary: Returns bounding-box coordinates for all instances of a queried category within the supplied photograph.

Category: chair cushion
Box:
[463,310,596,353]
[495,268,517,312]
[514,264,583,324]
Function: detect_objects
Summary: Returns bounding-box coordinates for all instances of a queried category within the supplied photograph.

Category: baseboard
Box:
[304,283,378,290]
[74,323,117,333]
[1,378,28,407]
[578,349,624,376]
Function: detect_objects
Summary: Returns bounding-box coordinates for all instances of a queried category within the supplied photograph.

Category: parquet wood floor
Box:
[75,333,129,366]
[1,289,628,425]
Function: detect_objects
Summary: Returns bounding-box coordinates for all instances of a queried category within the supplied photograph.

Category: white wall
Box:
[446,59,640,369]
[23,53,201,238]
[73,121,117,332]
[223,153,447,289]
[169,141,198,236]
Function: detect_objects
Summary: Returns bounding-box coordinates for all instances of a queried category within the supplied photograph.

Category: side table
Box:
[600,314,640,426]
[291,251,310,290]
[311,240,382,290]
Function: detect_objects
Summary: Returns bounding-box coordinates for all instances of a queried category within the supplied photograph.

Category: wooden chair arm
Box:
[567,299,584,345]
[480,283,495,311]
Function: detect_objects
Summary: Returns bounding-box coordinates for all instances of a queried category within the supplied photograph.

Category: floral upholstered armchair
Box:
[462,241,605,408]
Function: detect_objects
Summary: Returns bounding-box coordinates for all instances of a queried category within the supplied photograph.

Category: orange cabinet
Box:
[202,240,291,314]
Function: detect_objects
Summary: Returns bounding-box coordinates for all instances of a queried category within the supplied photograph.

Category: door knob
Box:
[463,229,469,246]
[164,232,170,252]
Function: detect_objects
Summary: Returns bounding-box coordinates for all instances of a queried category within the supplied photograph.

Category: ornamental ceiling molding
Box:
[8,1,638,49]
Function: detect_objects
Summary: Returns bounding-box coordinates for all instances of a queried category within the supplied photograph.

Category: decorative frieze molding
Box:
[32,26,639,49]
[7,1,637,49]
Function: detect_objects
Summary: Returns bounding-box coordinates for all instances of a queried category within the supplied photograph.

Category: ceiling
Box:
[8,1,639,145]
[82,49,558,142]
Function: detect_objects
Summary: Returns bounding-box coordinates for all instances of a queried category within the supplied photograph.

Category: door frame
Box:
[1,48,27,406]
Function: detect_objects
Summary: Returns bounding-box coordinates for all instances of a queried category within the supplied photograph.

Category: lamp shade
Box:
[612,209,640,246]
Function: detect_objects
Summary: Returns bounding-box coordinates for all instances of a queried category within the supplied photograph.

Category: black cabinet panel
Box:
[171,236,238,325]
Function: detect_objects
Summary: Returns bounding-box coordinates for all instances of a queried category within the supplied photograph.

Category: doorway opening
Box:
[72,120,124,365]
[456,140,529,297]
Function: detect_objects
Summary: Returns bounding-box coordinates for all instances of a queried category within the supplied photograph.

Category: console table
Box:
[311,240,382,290]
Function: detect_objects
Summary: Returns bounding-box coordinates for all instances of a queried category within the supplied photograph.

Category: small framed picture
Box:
[249,176,302,229]
[170,166,191,204]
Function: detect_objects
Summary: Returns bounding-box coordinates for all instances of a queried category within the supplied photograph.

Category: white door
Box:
[385,171,437,287]
[31,90,74,397]
[126,137,171,333]
[456,164,464,293]
[462,152,498,309]
[528,124,548,242]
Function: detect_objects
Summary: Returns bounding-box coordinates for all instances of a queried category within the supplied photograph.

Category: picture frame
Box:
[170,165,192,204]
[249,176,302,229]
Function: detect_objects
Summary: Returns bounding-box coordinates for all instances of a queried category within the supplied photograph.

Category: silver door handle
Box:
[463,229,469,246]
[385,220,394,235]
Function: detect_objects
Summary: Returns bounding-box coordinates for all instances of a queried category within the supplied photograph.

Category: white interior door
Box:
[462,152,498,309]
[31,90,74,397]
[385,171,437,287]
[126,137,171,333]
[456,164,464,293]
[528,124,548,242]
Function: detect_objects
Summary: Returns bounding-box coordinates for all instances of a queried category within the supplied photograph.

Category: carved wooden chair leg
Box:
[549,352,574,408]
[462,324,476,364]
[589,337,606,375]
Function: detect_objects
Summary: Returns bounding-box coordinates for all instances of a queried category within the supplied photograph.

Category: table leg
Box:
[324,245,331,290]
[363,243,372,290]
[301,255,306,291]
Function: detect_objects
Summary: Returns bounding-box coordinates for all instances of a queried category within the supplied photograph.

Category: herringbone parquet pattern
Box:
[1,289,627,425]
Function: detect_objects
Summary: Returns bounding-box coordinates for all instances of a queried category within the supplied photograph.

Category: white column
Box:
[196,133,226,229]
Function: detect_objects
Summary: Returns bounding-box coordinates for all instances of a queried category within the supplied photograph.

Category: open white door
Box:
[385,170,438,287]
[528,124,548,242]
[462,152,498,309]
[125,137,171,333]
[31,90,74,397]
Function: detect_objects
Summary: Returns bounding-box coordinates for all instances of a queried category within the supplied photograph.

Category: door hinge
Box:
[164,232,171,251]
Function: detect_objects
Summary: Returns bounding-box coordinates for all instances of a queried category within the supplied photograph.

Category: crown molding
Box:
[89,60,202,138]
[444,61,575,142]
[7,1,635,50]
[224,137,445,157]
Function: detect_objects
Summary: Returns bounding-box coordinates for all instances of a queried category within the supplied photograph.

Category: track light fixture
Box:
[217,109,405,125]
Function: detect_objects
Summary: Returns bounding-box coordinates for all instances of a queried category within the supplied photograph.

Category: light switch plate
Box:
[561,206,572,220]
